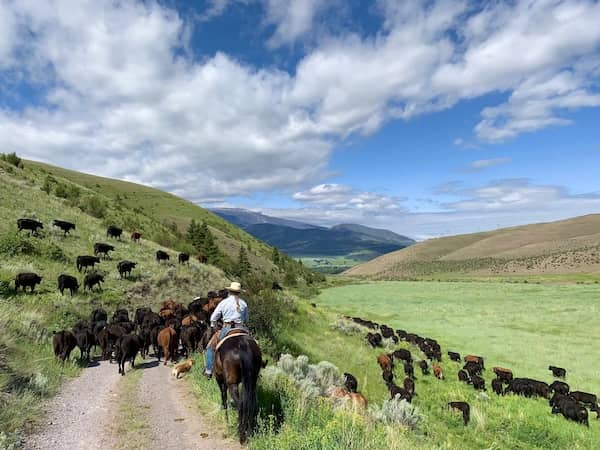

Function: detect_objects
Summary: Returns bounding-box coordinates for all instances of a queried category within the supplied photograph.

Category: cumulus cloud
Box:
[1,0,600,206]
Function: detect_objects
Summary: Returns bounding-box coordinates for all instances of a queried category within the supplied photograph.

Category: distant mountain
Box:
[211,208,323,230]
[211,208,415,259]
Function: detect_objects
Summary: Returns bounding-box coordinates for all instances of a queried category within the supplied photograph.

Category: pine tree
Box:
[200,222,220,262]
[236,246,251,278]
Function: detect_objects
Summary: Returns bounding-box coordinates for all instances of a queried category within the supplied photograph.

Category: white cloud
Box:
[0,0,600,207]
[263,0,334,48]
[466,157,511,172]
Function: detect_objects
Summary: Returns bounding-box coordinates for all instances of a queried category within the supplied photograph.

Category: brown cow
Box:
[433,363,444,380]
[493,366,513,383]
[130,231,142,243]
[157,326,177,365]
[377,353,393,372]
[196,253,208,264]
[464,355,485,369]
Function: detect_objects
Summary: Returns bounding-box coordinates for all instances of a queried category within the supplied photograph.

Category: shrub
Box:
[0,152,23,168]
[331,317,364,335]
[80,195,106,218]
[42,243,68,262]
[0,233,39,257]
[372,397,422,430]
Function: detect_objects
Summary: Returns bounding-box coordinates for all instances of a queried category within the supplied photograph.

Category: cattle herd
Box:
[52,290,230,377]
[12,218,209,295]
[342,316,599,427]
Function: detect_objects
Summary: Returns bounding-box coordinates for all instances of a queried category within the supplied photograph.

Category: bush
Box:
[372,396,422,430]
[0,233,39,257]
[42,243,68,262]
[80,195,106,218]
[0,152,23,168]
[331,317,364,335]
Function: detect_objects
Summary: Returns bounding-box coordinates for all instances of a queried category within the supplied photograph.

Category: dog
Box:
[172,359,194,379]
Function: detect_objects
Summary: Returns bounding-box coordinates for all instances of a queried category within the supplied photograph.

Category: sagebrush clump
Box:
[372,396,422,430]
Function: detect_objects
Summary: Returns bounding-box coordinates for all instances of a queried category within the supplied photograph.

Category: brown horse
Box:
[214,333,263,443]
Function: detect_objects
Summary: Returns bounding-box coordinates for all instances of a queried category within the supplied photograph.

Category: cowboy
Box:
[203,281,249,378]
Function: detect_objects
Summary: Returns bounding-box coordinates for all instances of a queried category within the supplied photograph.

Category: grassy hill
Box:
[25,160,281,276]
[346,214,600,279]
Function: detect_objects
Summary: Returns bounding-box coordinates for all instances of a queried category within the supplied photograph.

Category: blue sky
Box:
[1,0,600,239]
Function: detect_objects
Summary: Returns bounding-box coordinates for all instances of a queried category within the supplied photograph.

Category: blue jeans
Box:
[204,326,231,374]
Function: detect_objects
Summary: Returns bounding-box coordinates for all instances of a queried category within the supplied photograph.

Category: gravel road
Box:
[22,358,242,450]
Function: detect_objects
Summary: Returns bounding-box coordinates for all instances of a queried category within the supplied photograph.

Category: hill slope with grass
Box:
[346,214,600,278]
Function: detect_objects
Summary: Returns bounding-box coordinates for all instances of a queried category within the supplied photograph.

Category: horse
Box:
[213,333,263,443]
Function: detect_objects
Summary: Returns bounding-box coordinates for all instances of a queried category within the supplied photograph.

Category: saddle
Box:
[215,328,250,352]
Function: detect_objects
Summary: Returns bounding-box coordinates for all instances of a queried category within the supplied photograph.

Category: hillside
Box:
[346,214,600,278]
[26,161,280,275]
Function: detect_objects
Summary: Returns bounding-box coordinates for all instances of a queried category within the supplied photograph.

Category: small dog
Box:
[172,359,194,379]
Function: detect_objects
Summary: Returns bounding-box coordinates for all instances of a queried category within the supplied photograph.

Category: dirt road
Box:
[23,358,241,450]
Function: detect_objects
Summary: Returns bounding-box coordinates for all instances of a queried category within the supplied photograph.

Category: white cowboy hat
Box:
[226,281,243,293]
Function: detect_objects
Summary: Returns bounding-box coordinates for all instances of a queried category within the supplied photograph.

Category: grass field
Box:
[280,281,599,449]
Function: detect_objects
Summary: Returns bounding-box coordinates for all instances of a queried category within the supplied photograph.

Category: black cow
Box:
[74,328,93,360]
[107,226,123,240]
[17,218,43,234]
[15,272,42,293]
[52,330,77,362]
[178,253,190,264]
[90,308,108,324]
[403,377,415,395]
[180,325,202,358]
[551,395,589,426]
[471,375,486,391]
[392,349,412,363]
[448,351,461,362]
[492,378,504,395]
[549,365,567,378]
[52,219,75,235]
[549,380,570,396]
[156,250,170,263]
[134,307,152,327]
[448,401,470,426]
[113,309,130,323]
[76,255,100,272]
[272,282,283,291]
[387,382,413,402]
[382,368,394,384]
[94,243,115,258]
[115,334,141,375]
[117,260,137,279]
[419,360,430,375]
[403,361,415,379]
[84,272,104,291]
[463,361,483,377]
[570,391,598,408]
[458,369,470,383]
[57,274,79,295]
[505,378,550,398]
[343,372,358,393]
[366,332,383,348]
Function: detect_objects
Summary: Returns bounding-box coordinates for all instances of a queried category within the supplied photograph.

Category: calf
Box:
[156,250,170,263]
[117,260,137,279]
[549,380,570,396]
[419,360,430,375]
[115,334,141,375]
[448,401,470,426]
[382,368,394,384]
[448,351,461,362]
[52,330,77,362]
[130,231,142,243]
[549,365,567,378]
[90,308,108,323]
[17,218,43,234]
[157,326,177,364]
[343,372,358,393]
[15,272,42,293]
[52,219,75,235]
[493,366,513,383]
[403,361,415,379]
[178,252,190,264]
[433,363,444,380]
[403,377,415,395]
[84,272,104,291]
[387,382,414,402]
[107,225,123,240]
[491,378,504,395]
[93,243,115,258]
[196,253,207,264]
[57,274,79,296]
[74,328,93,361]
[76,255,100,272]
[471,375,486,391]
[463,361,483,377]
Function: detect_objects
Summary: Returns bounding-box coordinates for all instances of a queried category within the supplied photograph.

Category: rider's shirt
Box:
[210,295,248,327]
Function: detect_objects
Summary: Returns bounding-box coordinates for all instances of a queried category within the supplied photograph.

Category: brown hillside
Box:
[346,214,600,278]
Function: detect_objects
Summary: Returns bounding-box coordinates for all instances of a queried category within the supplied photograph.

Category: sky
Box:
[1,0,600,240]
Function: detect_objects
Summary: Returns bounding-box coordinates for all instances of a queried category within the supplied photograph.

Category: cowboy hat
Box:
[226,281,243,293]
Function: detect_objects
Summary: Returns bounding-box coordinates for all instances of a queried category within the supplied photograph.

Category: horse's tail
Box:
[238,337,258,443]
